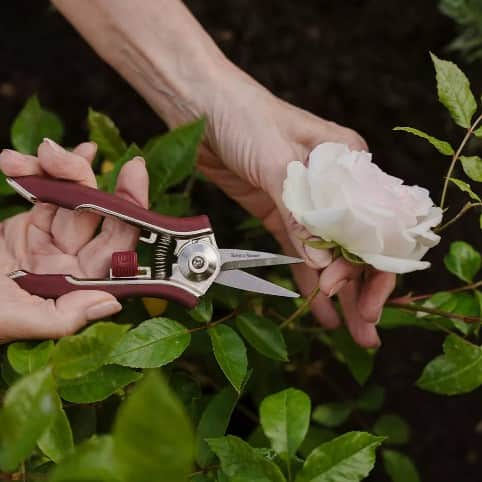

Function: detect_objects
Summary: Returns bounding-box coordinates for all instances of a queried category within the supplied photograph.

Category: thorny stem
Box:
[188,310,238,334]
[439,114,482,210]
[435,202,482,233]
[386,301,482,323]
[391,280,482,303]
[280,286,320,329]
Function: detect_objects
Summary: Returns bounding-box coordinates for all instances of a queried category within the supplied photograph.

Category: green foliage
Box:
[51,322,130,379]
[7,340,54,375]
[393,126,455,155]
[195,386,238,467]
[113,371,195,482]
[108,317,191,368]
[11,95,63,154]
[460,155,482,181]
[144,119,205,202]
[209,324,248,392]
[207,435,287,482]
[448,177,481,201]
[440,0,482,62]
[312,402,352,428]
[417,334,482,394]
[443,241,481,282]
[88,108,128,161]
[295,432,384,482]
[0,368,57,471]
[373,414,410,445]
[58,365,142,403]
[2,76,482,481]
[260,388,311,461]
[49,436,122,482]
[236,313,288,361]
[382,449,421,482]
[430,52,477,128]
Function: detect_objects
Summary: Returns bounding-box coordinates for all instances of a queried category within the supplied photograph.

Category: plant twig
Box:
[390,280,482,303]
[435,202,482,233]
[386,301,481,323]
[440,114,482,209]
[280,286,320,329]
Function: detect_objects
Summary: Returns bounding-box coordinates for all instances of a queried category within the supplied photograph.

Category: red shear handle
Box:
[10,176,211,234]
[13,273,199,308]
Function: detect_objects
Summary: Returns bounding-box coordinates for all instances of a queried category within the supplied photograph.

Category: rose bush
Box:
[0,54,481,482]
[282,142,443,274]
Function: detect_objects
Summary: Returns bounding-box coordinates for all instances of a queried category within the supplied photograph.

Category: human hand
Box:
[193,71,396,348]
[0,139,148,343]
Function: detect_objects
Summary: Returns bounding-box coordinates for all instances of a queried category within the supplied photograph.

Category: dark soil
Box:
[1,1,481,481]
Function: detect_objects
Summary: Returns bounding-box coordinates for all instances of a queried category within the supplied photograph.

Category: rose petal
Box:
[359,252,431,273]
[282,162,314,221]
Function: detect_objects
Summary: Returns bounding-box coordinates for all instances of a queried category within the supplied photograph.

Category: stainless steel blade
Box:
[215,269,300,298]
[219,249,303,271]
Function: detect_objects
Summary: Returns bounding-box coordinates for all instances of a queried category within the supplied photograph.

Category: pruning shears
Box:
[6,176,302,308]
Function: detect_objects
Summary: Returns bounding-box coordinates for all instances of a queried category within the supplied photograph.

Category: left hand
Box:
[0,139,148,342]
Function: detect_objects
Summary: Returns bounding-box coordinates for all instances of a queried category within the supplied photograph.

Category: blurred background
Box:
[0,1,481,480]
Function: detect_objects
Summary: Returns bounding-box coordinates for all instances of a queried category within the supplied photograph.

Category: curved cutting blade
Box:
[215,269,299,298]
[219,249,303,271]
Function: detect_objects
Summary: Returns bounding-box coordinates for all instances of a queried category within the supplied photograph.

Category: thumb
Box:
[1,279,122,342]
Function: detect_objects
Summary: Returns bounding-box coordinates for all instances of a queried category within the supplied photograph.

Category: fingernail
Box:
[43,137,64,153]
[0,148,16,156]
[86,300,122,321]
[133,156,146,165]
[328,279,348,297]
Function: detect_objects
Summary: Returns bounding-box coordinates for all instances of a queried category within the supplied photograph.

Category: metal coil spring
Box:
[153,233,173,279]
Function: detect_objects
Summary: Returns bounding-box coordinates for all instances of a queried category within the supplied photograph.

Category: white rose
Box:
[282,142,442,274]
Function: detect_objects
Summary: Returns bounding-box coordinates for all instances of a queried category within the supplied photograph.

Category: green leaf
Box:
[302,238,338,249]
[393,126,455,155]
[373,414,410,445]
[188,297,213,323]
[0,172,14,197]
[328,328,375,385]
[295,432,384,482]
[145,119,205,198]
[209,325,248,392]
[196,386,238,467]
[207,435,287,482]
[155,192,191,216]
[52,322,130,379]
[417,334,482,394]
[356,385,386,412]
[383,450,421,482]
[11,95,63,154]
[298,427,336,459]
[444,241,481,282]
[430,53,477,128]
[449,177,481,201]
[58,365,142,403]
[49,435,123,482]
[38,394,73,463]
[87,108,127,161]
[113,370,194,482]
[99,143,143,193]
[312,402,352,428]
[236,313,288,362]
[0,367,57,471]
[0,204,26,220]
[260,388,311,461]
[474,125,482,138]
[7,340,54,375]
[460,155,482,182]
[108,317,190,368]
